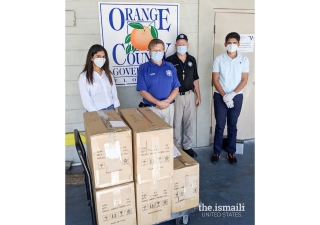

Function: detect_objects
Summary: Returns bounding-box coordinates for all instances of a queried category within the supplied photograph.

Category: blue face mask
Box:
[177,46,187,55]
[151,52,163,62]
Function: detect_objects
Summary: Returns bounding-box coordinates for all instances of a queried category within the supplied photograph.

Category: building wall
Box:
[65,0,254,151]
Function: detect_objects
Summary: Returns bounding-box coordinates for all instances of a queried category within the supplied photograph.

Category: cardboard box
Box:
[83,110,133,189]
[135,177,172,225]
[172,145,199,213]
[120,108,173,184]
[93,182,137,225]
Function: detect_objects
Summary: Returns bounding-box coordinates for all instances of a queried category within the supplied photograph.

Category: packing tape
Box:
[96,110,120,173]
[135,108,155,128]
[150,179,159,190]
[151,205,156,224]
[97,111,116,143]
[96,191,101,203]
[137,174,141,184]
[142,182,154,225]
[97,110,112,129]
[110,171,120,185]
[137,133,140,148]
[151,184,165,224]
[151,134,161,182]
[113,188,121,207]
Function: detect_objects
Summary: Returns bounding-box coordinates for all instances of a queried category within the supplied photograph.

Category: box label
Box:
[185,175,198,199]
[110,121,127,127]
[104,141,122,173]
[104,141,122,160]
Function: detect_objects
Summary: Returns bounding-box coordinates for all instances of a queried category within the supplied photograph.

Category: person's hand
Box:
[223,92,236,103]
[156,100,170,109]
[195,96,201,107]
[225,100,234,108]
[114,107,119,113]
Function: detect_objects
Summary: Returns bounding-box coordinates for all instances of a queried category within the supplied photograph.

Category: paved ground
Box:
[66,142,254,225]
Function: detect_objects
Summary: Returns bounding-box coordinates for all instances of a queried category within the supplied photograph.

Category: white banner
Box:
[98,2,180,86]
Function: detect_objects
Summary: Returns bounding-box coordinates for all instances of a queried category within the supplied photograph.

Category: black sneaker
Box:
[227,153,237,165]
[184,148,197,157]
[211,154,220,164]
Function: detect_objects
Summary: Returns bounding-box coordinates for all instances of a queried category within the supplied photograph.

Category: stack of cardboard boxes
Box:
[121,108,173,225]
[82,108,199,225]
[83,110,137,225]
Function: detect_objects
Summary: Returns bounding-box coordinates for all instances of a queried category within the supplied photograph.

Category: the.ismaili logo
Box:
[199,203,245,218]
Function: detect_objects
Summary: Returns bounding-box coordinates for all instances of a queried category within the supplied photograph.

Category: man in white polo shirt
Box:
[211,32,249,165]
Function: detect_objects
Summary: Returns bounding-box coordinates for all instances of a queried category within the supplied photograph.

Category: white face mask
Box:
[226,44,238,53]
[151,52,163,63]
[93,58,106,68]
[177,46,187,55]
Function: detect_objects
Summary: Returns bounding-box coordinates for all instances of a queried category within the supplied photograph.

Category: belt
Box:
[139,100,175,108]
[179,90,194,95]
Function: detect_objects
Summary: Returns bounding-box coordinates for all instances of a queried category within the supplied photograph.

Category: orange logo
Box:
[124,22,158,54]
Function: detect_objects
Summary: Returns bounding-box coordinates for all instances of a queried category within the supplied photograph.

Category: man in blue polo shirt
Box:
[211,32,250,165]
[136,38,181,126]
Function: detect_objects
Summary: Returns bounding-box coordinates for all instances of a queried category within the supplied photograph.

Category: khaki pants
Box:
[149,103,174,126]
[173,92,196,150]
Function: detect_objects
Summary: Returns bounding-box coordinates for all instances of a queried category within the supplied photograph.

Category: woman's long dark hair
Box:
[81,44,113,85]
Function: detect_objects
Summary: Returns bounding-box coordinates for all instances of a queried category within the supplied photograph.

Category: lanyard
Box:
[178,59,187,80]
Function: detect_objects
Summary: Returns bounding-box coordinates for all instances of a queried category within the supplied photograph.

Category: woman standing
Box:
[78,44,120,113]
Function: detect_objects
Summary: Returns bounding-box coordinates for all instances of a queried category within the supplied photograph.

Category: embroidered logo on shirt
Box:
[150,73,155,76]
[188,61,193,67]
[166,70,172,76]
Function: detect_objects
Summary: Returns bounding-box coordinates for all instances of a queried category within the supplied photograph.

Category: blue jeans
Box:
[213,92,243,155]
[86,104,114,112]
[100,104,114,110]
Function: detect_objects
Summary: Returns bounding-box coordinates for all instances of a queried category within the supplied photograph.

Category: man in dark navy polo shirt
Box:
[165,34,201,157]
[136,38,181,126]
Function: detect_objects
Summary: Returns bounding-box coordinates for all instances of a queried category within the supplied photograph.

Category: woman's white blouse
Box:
[78,71,120,112]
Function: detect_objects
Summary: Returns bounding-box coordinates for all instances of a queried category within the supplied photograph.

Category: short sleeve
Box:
[136,64,147,91]
[242,56,250,73]
[170,63,181,89]
[192,57,199,80]
[212,56,220,73]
